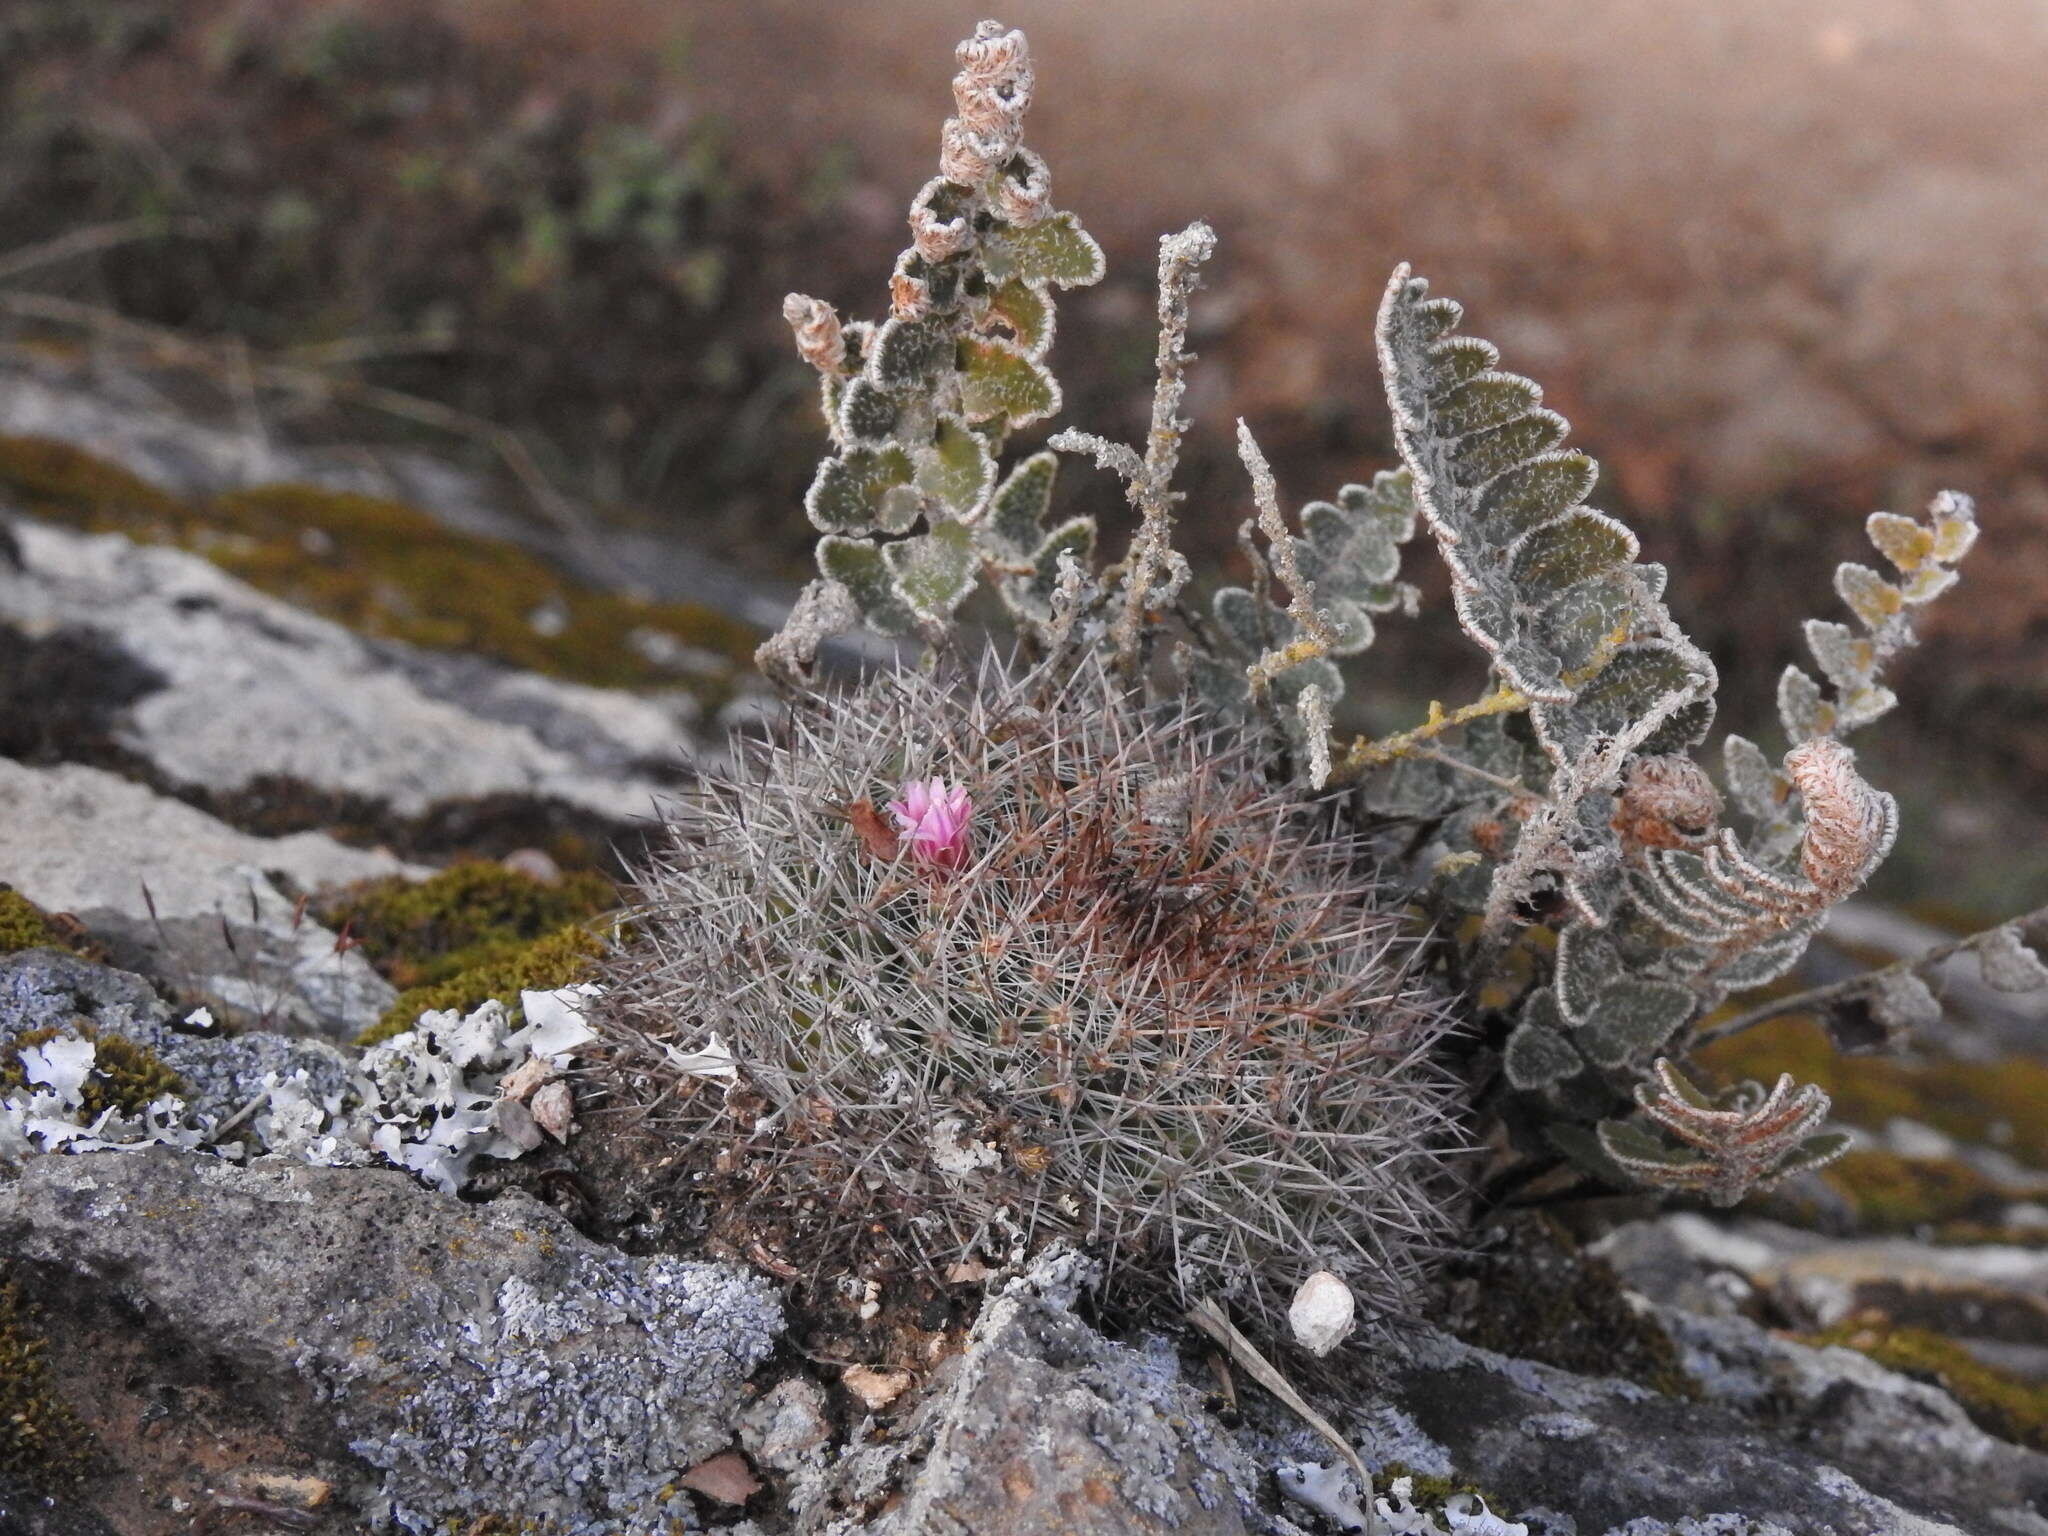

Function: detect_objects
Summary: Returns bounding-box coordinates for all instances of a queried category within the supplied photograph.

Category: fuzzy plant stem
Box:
[1237,419,1337,699]
[1054,221,1216,680]
[1479,678,1705,946]
[1336,684,1530,778]
[1690,899,2048,1049]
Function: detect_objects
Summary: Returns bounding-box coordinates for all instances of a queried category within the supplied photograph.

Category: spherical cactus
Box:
[602,652,1468,1332]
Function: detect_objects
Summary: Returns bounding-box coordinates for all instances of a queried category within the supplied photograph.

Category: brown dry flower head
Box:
[1614,754,1723,853]
[1786,736,1896,899]
[781,293,846,375]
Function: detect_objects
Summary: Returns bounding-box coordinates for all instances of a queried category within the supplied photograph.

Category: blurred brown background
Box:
[4,0,2044,911]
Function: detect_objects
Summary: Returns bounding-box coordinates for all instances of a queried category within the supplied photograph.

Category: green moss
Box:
[1819,1149,2008,1232]
[0,436,758,695]
[1808,1320,2048,1451]
[1697,1016,2048,1169]
[1445,1214,1697,1398]
[323,862,616,991]
[0,1278,91,1487]
[0,888,73,955]
[356,922,607,1046]
[0,1025,188,1117]
[0,432,185,527]
[1376,1463,1513,1519]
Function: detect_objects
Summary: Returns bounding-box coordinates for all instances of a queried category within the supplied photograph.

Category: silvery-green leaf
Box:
[958,336,1060,426]
[915,417,994,516]
[837,377,900,446]
[1577,979,1696,1067]
[1712,921,1819,990]
[1531,641,1712,766]
[1451,412,1571,490]
[868,315,954,391]
[805,446,915,533]
[883,519,977,622]
[986,276,1055,357]
[1598,1119,1701,1172]
[985,451,1059,557]
[1504,1018,1582,1092]
[1471,452,1597,546]
[1769,1131,1852,1182]
[1555,924,1622,1024]
[983,210,1105,288]
[1835,561,1902,630]
[1431,372,1542,436]
[1722,734,1785,826]
[1531,573,1637,679]
[818,535,916,635]
[1776,664,1832,743]
[1213,586,1277,657]
[1803,619,1872,694]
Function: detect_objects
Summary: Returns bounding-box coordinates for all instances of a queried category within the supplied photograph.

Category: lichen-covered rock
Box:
[0,761,407,1036]
[1,935,349,1111]
[0,948,354,1123]
[0,1149,783,1534]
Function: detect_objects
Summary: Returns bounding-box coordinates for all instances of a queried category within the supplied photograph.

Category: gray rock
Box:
[1342,1323,2048,1535]
[0,520,693,821]
[0,759,406,1036]
[0,947,353,1120]
[0,1149,783,1535]
[739,1376,834,1475]
[1599,1213,2048,1359]
[0,353,799,633]
[818,1252,1265,1536]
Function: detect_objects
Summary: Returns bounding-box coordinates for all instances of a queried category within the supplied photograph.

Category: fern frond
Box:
[1376,265,1711,765]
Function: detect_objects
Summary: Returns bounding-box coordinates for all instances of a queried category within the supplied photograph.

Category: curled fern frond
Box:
[1597,1059,1848,1207]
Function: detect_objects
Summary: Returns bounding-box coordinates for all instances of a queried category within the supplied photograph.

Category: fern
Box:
[752,17,2001,1225]
[757,22,1104,682]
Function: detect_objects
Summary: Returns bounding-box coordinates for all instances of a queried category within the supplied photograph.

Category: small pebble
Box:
[842,1364,914,1410]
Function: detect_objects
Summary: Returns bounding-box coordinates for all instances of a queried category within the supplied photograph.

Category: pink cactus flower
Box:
[887,774,974,870]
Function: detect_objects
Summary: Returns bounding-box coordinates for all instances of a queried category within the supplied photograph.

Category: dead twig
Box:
[0,217,210,286]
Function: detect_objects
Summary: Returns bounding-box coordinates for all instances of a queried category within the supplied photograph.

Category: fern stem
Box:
[1689,900,2048,1048]
[1110,222,1216,679]
[1333,685,1529,780]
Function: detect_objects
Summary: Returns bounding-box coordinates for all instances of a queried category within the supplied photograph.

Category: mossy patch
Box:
[0,435,757,696]
[1818,1149,2010,1233]
[1697,1016,2048,1169]
[1375,1463,1516,1521]
[356,922,606,1046]
[1440,1214,1697,1397]
[0,1024,187,1118]
[0,1278,91,1488]
[0,888,75,956]
[1808,1317,2048,1452]
[322,861,616,992]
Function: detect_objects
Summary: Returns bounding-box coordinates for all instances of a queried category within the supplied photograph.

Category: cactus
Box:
[604,651,1467,1327]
